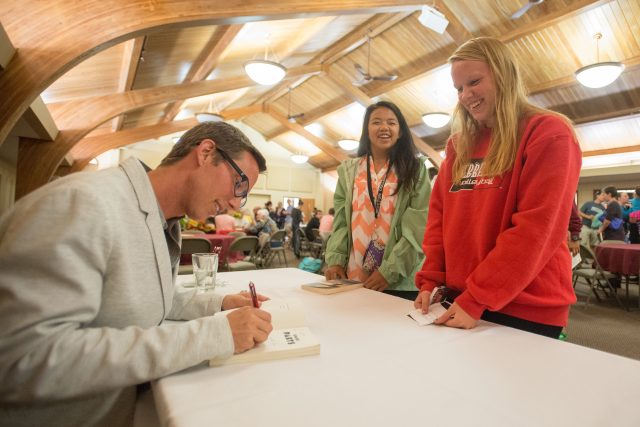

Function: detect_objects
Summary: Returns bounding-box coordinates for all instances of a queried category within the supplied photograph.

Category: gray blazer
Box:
[0,158,234,427]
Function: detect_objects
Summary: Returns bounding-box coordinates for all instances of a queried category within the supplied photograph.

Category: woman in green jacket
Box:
[324,101,431,300]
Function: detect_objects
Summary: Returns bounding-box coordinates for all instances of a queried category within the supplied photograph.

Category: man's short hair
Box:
[603,186,618,198]
[159,122,267,172]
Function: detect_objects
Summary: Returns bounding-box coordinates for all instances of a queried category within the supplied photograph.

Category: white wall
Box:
[116,120,328,210]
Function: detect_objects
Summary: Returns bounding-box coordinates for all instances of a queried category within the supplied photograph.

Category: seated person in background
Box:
[598,186,626,242]
[245,208,278,237]
[0,122,274,427]
[214,209,236,232]
[319,207,335,240]
[305,209,322,242]
[275,201,287,229]
[239,208,256,228]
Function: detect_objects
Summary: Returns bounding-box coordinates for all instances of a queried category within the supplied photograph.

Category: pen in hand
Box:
[249,281,259,308]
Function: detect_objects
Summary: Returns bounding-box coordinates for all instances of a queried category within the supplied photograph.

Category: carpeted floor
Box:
[566,280,640,360]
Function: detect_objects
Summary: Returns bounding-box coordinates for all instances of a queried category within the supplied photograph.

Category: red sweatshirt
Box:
[415,114,581,326]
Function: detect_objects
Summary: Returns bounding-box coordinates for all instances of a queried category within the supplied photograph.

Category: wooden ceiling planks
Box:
[8,0,640,199]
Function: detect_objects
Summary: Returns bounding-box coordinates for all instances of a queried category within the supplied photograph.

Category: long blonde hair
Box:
[449,37,566,182]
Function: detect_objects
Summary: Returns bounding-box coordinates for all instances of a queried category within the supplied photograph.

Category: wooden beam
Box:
[161,24,243,122]
[69,118,199,173]
[264,0,616,146]
[254,12,412,106]
[369,0,608,98]
[23,97,59,141]
[573,106,640,126]
[0,0,426,148]
[221,104,265,121]
[112,36,145,131]
[16,65,322,199]
[0,21,14,70]
[583,145,640,157]
[266,107,347,163]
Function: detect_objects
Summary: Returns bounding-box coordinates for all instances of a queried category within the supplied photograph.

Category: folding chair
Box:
[573,244,624,309]
[222,236,259,271]
[178,237,211,275]
[265,229,287,267]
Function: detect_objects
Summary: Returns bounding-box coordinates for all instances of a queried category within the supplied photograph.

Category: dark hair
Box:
[636,186,640,197]
[265,201,272,207]
[329,207,335,215]
[603,186,618,198]
[159,122,267,173]
[357,101,420,194]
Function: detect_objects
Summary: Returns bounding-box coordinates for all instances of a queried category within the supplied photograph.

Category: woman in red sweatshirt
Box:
[414,37,581,338]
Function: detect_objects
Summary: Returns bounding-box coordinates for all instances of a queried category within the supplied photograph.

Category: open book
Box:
[301,278,363,295]
[210,298,320,366]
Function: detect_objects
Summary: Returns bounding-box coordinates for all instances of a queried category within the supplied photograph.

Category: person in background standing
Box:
[414,37,581,338]
[598,186,625,242]
[291,200,304,258]
[325,101,431,301]
[578,190,605,250]
[305,209,322,242]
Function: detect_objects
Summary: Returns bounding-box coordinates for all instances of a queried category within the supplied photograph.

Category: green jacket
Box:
[325,157,431,291]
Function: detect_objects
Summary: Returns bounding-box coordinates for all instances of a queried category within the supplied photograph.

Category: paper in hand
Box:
[407,303,448,326]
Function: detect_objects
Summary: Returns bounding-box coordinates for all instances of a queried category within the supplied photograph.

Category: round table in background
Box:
[180,233,237,265]
[595,243,640,309]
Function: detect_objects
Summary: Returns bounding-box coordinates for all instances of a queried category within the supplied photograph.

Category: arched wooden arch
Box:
[0,1,423,198]
[15,64,322,198]
[0,0,423,145]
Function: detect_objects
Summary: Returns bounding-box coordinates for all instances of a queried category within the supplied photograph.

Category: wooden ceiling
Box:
[1,0,640,198]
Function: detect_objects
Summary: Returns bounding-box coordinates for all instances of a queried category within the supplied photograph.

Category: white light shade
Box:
[244,60,286,85]
[195,112,224,123]
[291,154,309,164]
[422,112,451,128]
[575,62,624,89]
[338,139,359,151]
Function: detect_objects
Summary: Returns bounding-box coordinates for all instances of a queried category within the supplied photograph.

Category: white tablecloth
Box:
[153,268,640,427]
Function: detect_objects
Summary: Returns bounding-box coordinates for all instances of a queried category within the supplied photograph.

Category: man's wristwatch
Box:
[570,235,580,241]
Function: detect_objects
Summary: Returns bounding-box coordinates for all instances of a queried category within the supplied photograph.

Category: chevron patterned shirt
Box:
[347,156,398,281]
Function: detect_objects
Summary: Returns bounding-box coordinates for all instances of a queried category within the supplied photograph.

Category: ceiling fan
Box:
[286,87,304,123]
[511,0,544,19]
[353,35,398,87]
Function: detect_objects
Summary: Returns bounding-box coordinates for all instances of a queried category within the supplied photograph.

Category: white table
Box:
[153,268,640,427]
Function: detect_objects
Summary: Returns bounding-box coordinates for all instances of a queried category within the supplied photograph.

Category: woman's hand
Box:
[414,290,432,313]
[362,271,388,292]
[325,265,346,280]
[434,302,478,329]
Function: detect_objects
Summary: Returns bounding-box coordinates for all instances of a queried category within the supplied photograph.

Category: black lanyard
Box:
[366,155,389,219]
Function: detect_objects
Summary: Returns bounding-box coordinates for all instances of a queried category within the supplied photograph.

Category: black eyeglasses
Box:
[216,149,249,208]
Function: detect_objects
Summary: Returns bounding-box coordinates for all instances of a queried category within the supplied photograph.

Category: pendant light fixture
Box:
[575,33,624,89]
[338,139,359,151]
[422,112,451,128]
[195,96,224,123]
[244,38,286,86]
[290,154,309,164]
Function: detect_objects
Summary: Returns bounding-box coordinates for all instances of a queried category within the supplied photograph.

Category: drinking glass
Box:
[192,253,218,293]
